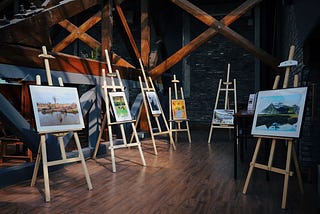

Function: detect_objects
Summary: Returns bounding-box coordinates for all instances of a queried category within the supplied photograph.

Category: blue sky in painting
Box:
[31,86,79,104]
[257,94,302,112]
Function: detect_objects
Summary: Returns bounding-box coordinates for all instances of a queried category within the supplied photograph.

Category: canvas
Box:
[212,109,234,125]
[29,85,85,134]
[146,91,162,115]
[172,99,187,120]
[251,87,307,138]
[109,91,132,122]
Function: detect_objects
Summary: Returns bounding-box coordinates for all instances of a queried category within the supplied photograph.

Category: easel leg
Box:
[168,128,176,151]
[267,139,276,169]
[73,132,93,190]
[282,140,293,209]
[243,137,262,194]
[160,114,176,150]
[174,122,178,144]
[208,125,213,143]
[58,136,66,159]
[108,127,117,173]
[31,142,42,187]
[93,112,107,158]
[292,143,304,194]
[186,121,192,143]
[120,124,127,146]
[131,123,146,166]
[150,131,158,156]
[39,135,50,202]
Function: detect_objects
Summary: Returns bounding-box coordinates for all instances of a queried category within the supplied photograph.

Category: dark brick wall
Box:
[111,1,255,126]
[278,2,320,180]
[185,7,255,125]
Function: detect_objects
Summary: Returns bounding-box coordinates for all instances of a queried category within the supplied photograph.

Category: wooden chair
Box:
[0,123,33,162]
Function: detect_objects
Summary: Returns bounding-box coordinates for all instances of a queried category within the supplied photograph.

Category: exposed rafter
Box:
[114,0,141,66]
[141,0,150,67]
[149,0,279,79]
[55,11,102,52]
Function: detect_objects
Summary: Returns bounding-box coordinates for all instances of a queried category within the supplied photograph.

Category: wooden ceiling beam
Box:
[42,0,61,9]
[114,0,141,65]
[111,53,135,68]
[0,0,100,47]
[150,0,263,78]
[101,0,113,62]
[171,0,278,66]
[0,44,137,79]
[54,11,102,52]
[141,0,150,67]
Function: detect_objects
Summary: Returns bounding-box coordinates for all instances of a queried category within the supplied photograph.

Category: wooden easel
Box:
[169,75,191,143]
[130,59,176,155]
[208,63,237,143]
[242,45,304,209]
[92,50,146,172]
[30,46,93,202]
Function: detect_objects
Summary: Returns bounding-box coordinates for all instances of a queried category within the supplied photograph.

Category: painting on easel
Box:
[29,85,85,134]
[172,99,187,120]
[109,91,132,122]
[212,109,234,125]
[251,87,307,138]
[146,91,162,115]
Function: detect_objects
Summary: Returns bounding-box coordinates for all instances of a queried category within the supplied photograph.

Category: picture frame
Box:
[109,91,132,122]
[29,85,85,134]
[212,109,234,125]
[251,87,308,138]
[145,91,162,115]
[172,99,187,120]
[247,93,257,112]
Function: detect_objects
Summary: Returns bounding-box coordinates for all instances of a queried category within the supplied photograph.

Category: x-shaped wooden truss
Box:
[22,0,279,79]
[149,0,279,78]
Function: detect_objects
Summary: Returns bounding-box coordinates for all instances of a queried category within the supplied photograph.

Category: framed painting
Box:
[29,85,85,134]
[109,91,132,122]
[247,93,257,112]
[146,91,162,115]
[172,99,187,120]
[212,109,234,125]
[251,87,308,138]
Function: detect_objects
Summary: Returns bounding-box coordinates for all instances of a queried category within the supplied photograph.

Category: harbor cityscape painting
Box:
[251,87,307,138]
[29,85,85,133]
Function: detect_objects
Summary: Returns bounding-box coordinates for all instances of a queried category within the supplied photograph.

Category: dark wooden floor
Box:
[0,128,318,214]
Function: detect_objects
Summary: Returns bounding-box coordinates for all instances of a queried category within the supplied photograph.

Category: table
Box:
[233,110,254,179]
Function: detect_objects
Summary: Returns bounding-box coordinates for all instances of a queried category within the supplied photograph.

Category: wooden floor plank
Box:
[0,129,318,213]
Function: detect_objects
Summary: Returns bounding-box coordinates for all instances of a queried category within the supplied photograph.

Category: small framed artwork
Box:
[109,91,132,122]
[212,109,234,125]
[247,93,257,112]
[172,99,187,120]
[29,85,85,134]
[251,87,308,138]
[146,91,162,115]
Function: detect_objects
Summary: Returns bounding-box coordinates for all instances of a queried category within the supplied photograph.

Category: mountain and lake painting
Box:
[251,87,307,138]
